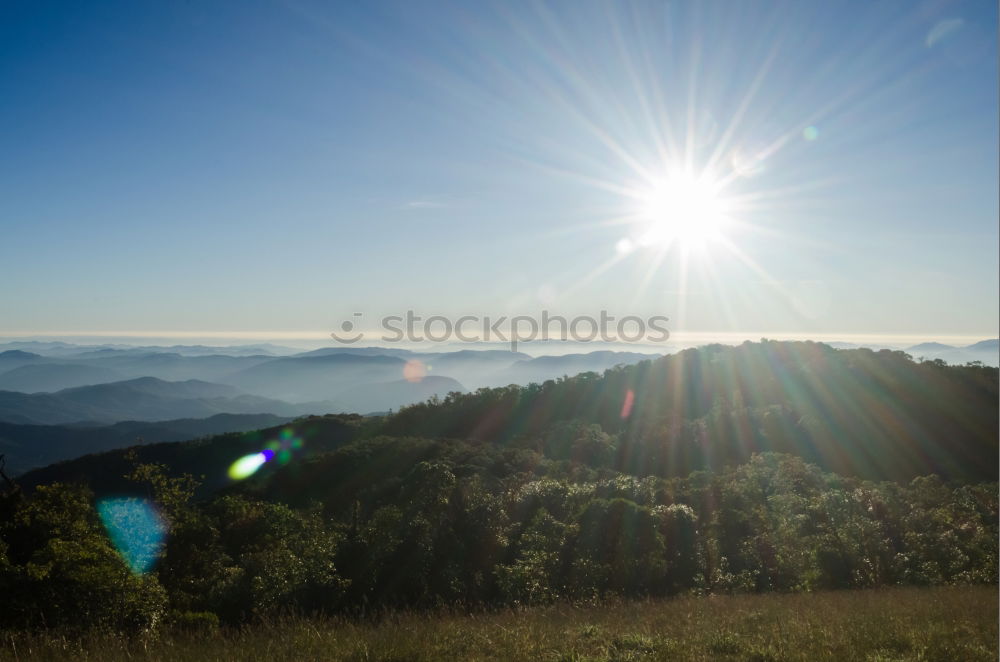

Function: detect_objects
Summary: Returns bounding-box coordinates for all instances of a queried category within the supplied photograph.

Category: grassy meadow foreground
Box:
[2,587,995,662]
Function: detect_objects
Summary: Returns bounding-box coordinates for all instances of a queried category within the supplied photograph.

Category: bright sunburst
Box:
[636,170,732,250]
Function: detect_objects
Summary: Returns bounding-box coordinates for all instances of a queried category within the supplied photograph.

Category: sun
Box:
[636,170,731,250]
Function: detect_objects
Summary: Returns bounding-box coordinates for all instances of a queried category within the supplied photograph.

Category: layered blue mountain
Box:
[0,377,304,425]
[904,340,1000,366]
[0,363,125,392]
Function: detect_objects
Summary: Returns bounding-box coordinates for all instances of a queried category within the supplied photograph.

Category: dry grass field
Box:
[2,585,996,662]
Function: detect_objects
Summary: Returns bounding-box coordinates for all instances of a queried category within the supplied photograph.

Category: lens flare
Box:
[228,452,268,480]
[620,389,635,419]
[403,359,427,382]
[228,428,305,480]
[96,498,167,574]
[615,237,635,254]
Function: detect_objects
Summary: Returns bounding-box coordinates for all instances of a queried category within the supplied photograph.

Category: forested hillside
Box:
[1,341,996,631]
[0,413,294,475]
[20,340,997,489]
[381,340,999,482]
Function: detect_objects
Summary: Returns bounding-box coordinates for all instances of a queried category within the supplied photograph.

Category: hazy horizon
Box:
[1,331,995,354]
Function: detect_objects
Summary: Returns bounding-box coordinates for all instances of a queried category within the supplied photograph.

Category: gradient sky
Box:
[1,0,997,344]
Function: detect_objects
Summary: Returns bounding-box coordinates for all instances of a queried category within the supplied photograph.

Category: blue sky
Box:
[1,0,996,344]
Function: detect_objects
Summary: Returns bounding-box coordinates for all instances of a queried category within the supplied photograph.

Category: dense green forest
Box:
[0,341,996,631]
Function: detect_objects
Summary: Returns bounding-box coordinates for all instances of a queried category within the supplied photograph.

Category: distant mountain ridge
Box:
[0,363,125,392]
[0,341,993,430]
[14,341,999,498]
[0,342,663,404]
[904,339,999,366]
[0,377,303,425]
[906,342,955,352]
[0,350,42,360]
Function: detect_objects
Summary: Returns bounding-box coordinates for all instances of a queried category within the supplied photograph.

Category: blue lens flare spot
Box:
[96,498,167,574]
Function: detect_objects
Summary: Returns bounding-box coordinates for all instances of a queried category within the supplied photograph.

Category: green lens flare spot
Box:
[228,452,268,480]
